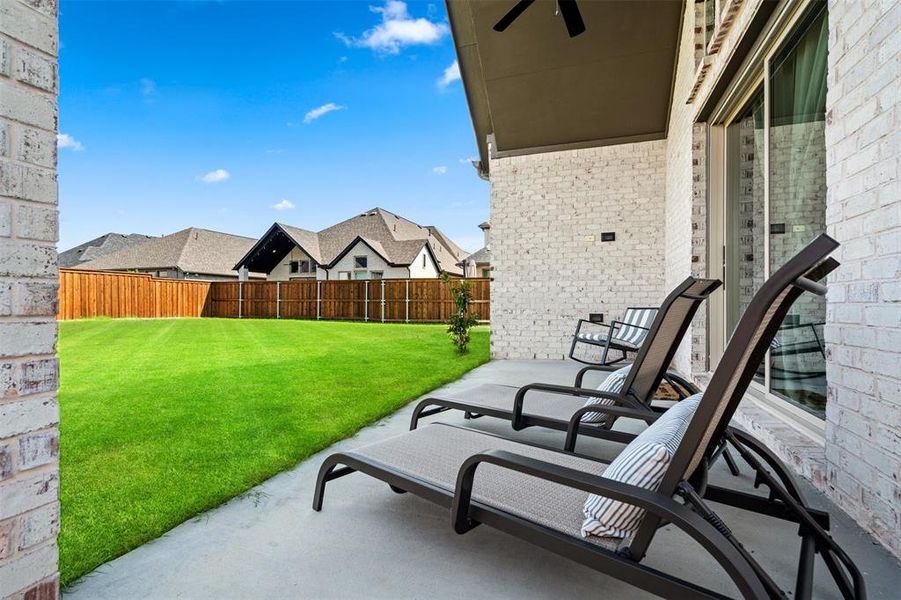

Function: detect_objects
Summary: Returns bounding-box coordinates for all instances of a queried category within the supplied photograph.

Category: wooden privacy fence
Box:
[57,269,490,323]
[58,269,211,320]
[207,278,490,323]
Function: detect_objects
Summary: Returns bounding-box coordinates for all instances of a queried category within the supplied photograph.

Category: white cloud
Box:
[458,156,478,164]
[437,60,460,88]
[57,133,85,152]
[139,78,157,96]
[336,1,449,55]
[198,169,230,183]
[303,102,346,124]
[432,165,447,175]
[272,199,296,211]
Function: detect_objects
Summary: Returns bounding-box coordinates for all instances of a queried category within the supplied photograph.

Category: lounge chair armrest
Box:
[451,450,769,600]
[609,319,651,332]
[564,405,657,452]
[573,318,618,338]
[511,383,642,430]
[661,372,702,398]
[573,364,619,387]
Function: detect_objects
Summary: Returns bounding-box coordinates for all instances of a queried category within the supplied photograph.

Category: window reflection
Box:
[768,7,829,416]
[726,90,766,386]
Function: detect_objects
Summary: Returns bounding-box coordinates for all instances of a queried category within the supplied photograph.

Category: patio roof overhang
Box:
[447,0,684,177]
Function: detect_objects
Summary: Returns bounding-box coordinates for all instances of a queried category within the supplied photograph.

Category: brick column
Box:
[824,0,900,560]
[0,0,61,597]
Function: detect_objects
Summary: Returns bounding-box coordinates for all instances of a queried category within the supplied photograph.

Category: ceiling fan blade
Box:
[557,0,586,37]
[493,0,536,32]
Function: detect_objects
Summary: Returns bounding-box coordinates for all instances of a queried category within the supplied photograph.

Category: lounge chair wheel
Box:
[389,484,407,494]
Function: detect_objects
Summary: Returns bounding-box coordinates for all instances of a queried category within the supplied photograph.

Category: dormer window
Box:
[289,261,299,274]
[354,255,367,269]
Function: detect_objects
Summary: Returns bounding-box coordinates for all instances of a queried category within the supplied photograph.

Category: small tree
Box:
[443,273,479,353]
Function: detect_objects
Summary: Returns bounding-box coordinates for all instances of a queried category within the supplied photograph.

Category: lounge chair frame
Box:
[410,277,727,454]
[314,235,865,599]
[314,424,766,600]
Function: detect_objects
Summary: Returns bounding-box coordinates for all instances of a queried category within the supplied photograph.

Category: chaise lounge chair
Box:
[314,234,864,599]
[570,306,659,365]
[410,276,727,457]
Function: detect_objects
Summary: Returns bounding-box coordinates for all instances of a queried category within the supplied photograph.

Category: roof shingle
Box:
[59,233,156,268]
[260,208,468,275]
[76,228,259,278]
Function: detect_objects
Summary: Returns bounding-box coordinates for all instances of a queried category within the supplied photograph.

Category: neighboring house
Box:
[76,227,264,280]
[235,207,468,281]
[59,232,156,268]
[460,221,492,278]
[448,1,900,559]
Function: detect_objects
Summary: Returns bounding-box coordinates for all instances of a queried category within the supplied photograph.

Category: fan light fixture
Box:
[493,0,586,38]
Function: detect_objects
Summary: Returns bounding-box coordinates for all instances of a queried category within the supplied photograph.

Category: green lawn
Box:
[58,318,489,586]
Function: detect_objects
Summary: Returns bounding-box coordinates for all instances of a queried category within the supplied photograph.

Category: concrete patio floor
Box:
[65,360,901,599]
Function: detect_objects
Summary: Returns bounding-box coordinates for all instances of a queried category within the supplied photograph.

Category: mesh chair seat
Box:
[440,383,589,421]
[348,424,620,550]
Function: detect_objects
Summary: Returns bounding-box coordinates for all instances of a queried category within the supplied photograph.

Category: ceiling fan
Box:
[493,0,586,38]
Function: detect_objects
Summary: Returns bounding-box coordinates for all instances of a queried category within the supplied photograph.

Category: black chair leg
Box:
[601,340,611,365]
[795,533,816,600]
[722,448,741,477]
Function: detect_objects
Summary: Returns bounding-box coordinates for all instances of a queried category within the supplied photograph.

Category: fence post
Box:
[316,280,321,320]
[364,281,369,322]
[405,279,410,323]
[276,281,280,319]
[381,279,385,322]
[238,281,243,319]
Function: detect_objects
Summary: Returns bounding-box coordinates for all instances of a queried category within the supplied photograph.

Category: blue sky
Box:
[57,0,488,252]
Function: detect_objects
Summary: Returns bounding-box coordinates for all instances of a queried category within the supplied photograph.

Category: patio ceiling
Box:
[447,0,684,176]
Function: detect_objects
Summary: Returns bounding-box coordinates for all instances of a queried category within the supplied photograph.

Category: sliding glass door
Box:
[718,4,828,418]
[767,7,828,415]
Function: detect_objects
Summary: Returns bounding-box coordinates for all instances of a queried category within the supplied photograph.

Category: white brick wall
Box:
[488,141,667,360]
[663,0,702,375]
[824,0,900,560]
[0,0,60,598]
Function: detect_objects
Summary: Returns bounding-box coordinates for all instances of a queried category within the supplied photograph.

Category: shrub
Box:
[443,273,480,353]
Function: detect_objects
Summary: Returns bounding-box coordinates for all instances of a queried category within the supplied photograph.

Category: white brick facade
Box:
[663,0,703,375]
[823,0,900,559]
[488,141,667,360]
[0,0,60,598]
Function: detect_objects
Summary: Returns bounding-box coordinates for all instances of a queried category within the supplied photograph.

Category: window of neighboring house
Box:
[354,255,367,269]
[311,263,317,272]
[289,261,299,274]
[299,260,310,273]
[354,271,368,280]
[481,268,491,278]
[422,253,427,268]
[370,271,383,280]
[338,271,351,280]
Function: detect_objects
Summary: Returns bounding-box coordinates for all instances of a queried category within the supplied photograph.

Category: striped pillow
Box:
[581,394,701,539]
[580,365,631,424]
